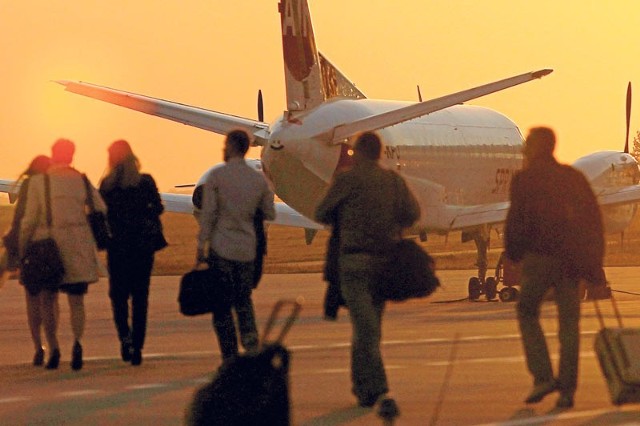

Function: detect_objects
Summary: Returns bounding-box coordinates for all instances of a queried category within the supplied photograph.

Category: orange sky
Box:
[2,1,640,195]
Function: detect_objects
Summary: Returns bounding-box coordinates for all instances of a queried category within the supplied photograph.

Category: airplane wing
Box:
[595,185,640,206]
[57,81,268,138]
[160,193,324,230]
[0,179,18,203]
[441,202,510,231]
[315,69,553,143]
[439,183,640,232]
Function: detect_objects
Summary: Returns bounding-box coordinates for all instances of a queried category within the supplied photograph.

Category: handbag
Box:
[374,239,440,302]
[178,265,231,316]
[20,174,65,294]
[82,174,111,250]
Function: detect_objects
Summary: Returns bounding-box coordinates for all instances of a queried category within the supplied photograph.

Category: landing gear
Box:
[467,276,500,301]
[499,286,519,302]
[466,230,499,301]
[468,250,521,302]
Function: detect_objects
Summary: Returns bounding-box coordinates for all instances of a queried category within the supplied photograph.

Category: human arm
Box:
[196,175,218,262]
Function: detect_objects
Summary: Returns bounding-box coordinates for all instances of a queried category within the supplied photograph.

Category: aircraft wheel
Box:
[485,277,498,301]
[468,277,481,300]
[499,287,519,302]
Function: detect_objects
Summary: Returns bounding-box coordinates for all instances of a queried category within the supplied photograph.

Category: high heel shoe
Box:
[33,347,45,366]
[71,341,83,371]
[45,348,60,370]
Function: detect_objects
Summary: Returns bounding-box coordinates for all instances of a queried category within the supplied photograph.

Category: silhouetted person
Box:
[2,155,53,366]
[315,132,420,412]
[505,127,605,409]
[197,130,275,362]
[20,139,106,370]
[100,140,167,366]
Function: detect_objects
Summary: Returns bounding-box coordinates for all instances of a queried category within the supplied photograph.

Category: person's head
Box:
[354,132,382,163]
[108,139,136,169]
[25,155,51,176]
[103,139,141,189]
[223,130,251,161]
[523,127,556,166]
[51,138,75,165]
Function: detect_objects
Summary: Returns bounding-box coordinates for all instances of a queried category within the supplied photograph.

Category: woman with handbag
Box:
[19,139,106,370]
[2,155,53,366]
[99,140,167,366]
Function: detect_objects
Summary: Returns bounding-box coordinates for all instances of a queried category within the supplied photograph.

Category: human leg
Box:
[24,289,44,364]
[554,276,581,405]
[212,308,239,361]
[129,253,153,365]
[63,285,88,371]
[231,261,258,352]
[40,289,60,369]
[339,254,388,406]
[108,251,133,353]
[517,255,556,402]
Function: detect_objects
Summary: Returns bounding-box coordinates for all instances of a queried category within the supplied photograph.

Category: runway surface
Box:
[2,268,640,425]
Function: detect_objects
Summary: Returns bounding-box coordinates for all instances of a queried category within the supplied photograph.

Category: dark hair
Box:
[354,132,382,160]
[226,130,251,155]
[524,127,556,159]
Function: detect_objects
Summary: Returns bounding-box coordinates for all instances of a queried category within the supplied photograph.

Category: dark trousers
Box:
[517,254,581,395]
[209,255,259,361]
[107,249,154,350]
[339,253,388,404]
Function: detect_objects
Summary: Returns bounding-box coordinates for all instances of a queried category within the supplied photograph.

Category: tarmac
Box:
[1,268,640,425]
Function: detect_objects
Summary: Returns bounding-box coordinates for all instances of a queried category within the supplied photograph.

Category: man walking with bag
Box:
[505,127,605,409]
[196,130,275,362]
[315,132,420,413]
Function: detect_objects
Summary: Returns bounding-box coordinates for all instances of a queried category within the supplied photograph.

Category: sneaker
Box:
[524,380,557,404]
[555,393,574,409]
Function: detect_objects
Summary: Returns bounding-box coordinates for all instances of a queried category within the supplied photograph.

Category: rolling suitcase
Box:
[186,299,302,426]
[593,293,640,405]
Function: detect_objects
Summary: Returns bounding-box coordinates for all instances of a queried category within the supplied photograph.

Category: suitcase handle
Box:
[260,298,303,347]
[593,290,623,329]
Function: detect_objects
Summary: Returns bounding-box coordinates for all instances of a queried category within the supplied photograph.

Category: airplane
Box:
[7,0,640,302]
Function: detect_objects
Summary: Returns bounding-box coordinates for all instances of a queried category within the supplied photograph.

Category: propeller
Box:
[625,81,631,153]
[417,85,423,102]
[258,89,264,122]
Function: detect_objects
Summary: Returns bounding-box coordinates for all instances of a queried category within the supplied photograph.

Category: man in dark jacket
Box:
[505,127,604,409]
[315,132,420,412]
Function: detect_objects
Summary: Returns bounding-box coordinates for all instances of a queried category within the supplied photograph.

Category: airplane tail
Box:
[279,1,366,113]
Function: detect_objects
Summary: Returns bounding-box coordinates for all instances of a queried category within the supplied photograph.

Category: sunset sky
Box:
[2,1,640,194]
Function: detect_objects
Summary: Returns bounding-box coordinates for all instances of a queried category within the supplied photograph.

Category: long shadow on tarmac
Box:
[299,405,371,425]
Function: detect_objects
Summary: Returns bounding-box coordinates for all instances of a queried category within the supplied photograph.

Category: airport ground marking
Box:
[473,406,640,426]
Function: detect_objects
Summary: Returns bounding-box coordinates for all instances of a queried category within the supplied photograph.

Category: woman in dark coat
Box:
[99,140,167,366]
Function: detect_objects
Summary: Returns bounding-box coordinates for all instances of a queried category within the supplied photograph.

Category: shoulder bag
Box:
[83,174,111,250]
[375,238,440,302]
[371,174,440,302]
[20,174,66,294]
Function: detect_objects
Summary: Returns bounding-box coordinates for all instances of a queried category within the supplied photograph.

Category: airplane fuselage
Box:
[262,99,523,231]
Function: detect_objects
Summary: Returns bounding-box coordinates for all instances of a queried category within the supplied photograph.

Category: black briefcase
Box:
[178,267,227,316]
[185,299,302,426]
